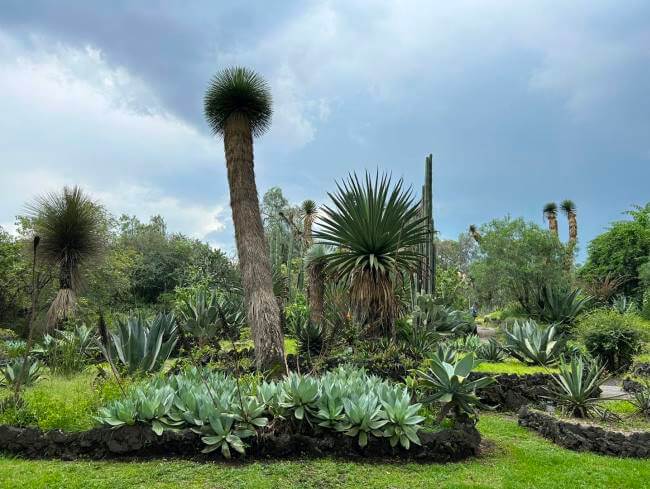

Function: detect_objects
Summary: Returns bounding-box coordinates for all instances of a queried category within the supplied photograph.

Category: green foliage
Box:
[285,297,323,356]
[97,366,426,456]
[176,289,242,346]
[35,324,97,376]
[433,266,472,310]
[0,357,44,387]
[204,66,273,137]
[548,357,607,418]
[416,354,494,420]
[533,286,592,327]
[630,381,650,417]
[581,203,650,298]
[100,313,178,374]
[611,295,638,315]
[411,294,475,336]
[469,217,569,312]
[452,334,482,355]
[478,338,507,362]
[505,320,566,366]
[577,309,646,372]
[314,172,427,332]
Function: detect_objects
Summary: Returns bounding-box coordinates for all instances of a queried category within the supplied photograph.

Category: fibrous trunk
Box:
[223,114,285,372]
[47,265,76,328]
[548,216,558,236]
[308,262,325,327]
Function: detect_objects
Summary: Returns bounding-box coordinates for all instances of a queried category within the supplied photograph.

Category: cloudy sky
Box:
[1,1,648,258]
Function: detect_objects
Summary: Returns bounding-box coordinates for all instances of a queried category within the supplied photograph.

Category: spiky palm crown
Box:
[314,172,428,281]
[204,67,272,137]
[301,199,317,217]
[469,224,477,233]
[560,199,576,216]
[26,186,104,286]
[543,202,558,217]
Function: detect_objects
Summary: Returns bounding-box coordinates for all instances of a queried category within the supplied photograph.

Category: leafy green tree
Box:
[581,203,650,298]
[469,217,568,312]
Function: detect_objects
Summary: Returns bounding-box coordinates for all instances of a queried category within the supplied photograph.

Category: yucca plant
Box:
[204,66,285,371]
[534,286,591,326]
[26,186,105,327]
[543,202,559,236]
[0,357,44,387]
[547,357,607,418]
[314,172,428,338]
[505,320,566,366]
[416,354,494,421]
[477,338,507,362]
[99,313,178,374]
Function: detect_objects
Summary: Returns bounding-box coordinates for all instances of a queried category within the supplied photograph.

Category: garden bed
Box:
[470,372,558,411]
[517,406,650,458]
[0,423,480,462]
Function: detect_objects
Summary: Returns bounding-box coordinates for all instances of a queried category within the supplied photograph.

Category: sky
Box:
[0,1,648,260]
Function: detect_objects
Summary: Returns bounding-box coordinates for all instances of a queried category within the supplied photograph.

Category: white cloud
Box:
[0,33,229,247]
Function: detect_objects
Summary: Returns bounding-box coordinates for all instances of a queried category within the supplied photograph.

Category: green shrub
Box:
[577,309,645,372]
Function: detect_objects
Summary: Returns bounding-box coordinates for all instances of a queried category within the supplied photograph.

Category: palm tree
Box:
[543,202,559,237]
[301,199,317,246]
[560,200,577,244]
[204,67,285,371]
[314,172,428,338]
[469,224,482,243]
[27,186,105,328]
[305,243,332,328]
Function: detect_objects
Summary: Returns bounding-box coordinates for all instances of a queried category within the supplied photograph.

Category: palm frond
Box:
[560,199,576,215]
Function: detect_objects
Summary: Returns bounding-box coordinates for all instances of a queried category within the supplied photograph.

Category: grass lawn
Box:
[2,414,649,488]
[474,359,559,375]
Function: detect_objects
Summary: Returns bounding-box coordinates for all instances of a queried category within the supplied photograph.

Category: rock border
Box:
[517,406,650,458]
[469,372,558,411]
[0,423,481,462]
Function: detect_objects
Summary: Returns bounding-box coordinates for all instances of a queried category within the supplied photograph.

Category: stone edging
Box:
[517,406,650,458]
[0,423,480,462]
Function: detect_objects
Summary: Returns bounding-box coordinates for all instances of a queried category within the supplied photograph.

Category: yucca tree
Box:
[27,186,105,328]
[204,67,285,372]
[560,199,577,244]
[314,172,428,338]
[543,202,559,237]
[305,243,332,328]
[301,199,317,246]
[468,224,481,243]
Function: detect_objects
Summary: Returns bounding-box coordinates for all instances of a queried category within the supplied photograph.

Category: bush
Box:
[577,309,646,372]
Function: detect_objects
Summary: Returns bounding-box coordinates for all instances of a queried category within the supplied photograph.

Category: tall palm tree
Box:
[314,172,428,338]
[27,186,105,328]
[560,200,577,244]
[204,67,285,371]
[543,202,559,237]
[469,224,482,243]
[301,199,317,246]
[305,243,332,328]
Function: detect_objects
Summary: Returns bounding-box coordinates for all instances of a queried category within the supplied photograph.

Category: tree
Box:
[204,67,285,371]
[581,203,650,298]
[301,199,317,246]
[560,200,578,244]
[314,172,428,338]
[305,244,331,328]
[469,217,568,312]
[26,186,106,328]
[543,202,559,237]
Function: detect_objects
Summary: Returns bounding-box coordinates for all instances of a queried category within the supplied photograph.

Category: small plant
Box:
[452,334,482,354]
[505,320,565,366]
[380,390,425,449]
[630,382,650,418]
[99,312,178,375]
[195,414,254,458]
[583,325,642,373]
[478,338,506,362]
[611,295,638,314]
[0,357,44,388]
[412,295,475,336]
[278,373,320,421]
[177,289,222,347]
[430,343,457,364]
[547,357,607,418]
[416,354,494,421]
[340,394,387,447]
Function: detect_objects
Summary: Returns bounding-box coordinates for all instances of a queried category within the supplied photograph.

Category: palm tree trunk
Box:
[308,262,325,327]
[568,212,577,243]
[548,216,558,236]
[223,114,285,372]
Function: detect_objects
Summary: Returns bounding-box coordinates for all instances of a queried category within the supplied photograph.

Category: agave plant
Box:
[278,373,320,421]
[26,186,105,327]
[412,295,475,336]
[547,357,607,418]
[452,334,482,354]
[195,414,255,458]
[294,318,323,356]
[177,289,220,346]
[611,295,637,314]
[0,357,44,387]
[534,286,591,325]
[505,320,566,366]
[630,382,650,418]
[380,390,424,449]
[340,393,388,447]
[99,313,178,374]
[416,354,494,421]
[314,172,428,338]
[430,343,457,364]
[477,338,506,362]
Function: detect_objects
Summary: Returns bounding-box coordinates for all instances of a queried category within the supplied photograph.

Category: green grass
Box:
[474,360,559,375]
[1,414,649,488]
